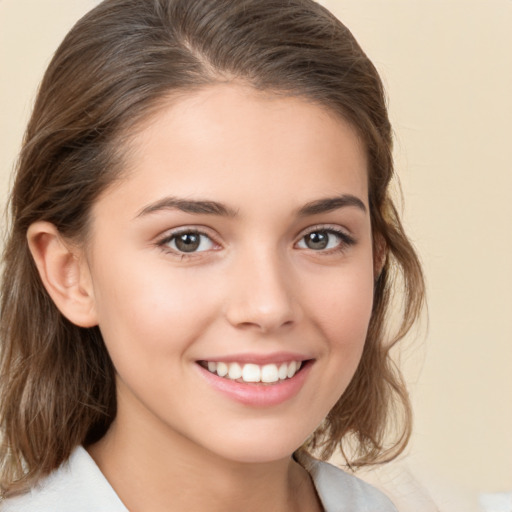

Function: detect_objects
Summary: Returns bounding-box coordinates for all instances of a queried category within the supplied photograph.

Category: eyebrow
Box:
[297,195,367,216]
[136,197,238,218]
[136,193,367,219]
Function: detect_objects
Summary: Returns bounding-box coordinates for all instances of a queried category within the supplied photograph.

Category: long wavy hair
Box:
[0,0,424,497]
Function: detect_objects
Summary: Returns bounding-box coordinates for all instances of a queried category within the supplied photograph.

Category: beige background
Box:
[1,1,511,511]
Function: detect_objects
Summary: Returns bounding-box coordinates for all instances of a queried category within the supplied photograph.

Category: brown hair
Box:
[0,0,424,496]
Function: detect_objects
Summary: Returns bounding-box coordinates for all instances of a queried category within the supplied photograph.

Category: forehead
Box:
[100,84,369,217]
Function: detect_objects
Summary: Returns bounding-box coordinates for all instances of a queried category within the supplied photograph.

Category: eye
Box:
[296,229,353,251]
[160,231,216,254]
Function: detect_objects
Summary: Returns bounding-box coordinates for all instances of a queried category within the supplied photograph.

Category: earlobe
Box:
[27,221,98,328]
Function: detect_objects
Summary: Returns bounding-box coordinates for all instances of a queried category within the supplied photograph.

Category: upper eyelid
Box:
[155,223,354,247]
[157,225,218,241]
[156,228,221,258]
[155,228,220,254]
[296,223,353,239]
[294,225,357,251]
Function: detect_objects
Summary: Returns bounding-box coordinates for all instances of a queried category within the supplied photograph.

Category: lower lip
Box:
[197,362,312,407]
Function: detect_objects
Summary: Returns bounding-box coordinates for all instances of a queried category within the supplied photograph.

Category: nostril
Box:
[222,259,300,332]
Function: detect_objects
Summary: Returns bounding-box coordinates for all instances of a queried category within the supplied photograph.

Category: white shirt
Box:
[1,446,397,511]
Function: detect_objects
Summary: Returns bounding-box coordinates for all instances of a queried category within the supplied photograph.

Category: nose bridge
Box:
[225,241,298,332]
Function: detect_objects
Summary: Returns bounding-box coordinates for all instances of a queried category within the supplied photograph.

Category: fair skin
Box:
[28,84,375,512]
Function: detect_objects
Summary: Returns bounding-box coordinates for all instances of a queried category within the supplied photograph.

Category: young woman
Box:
[0,0,424,510]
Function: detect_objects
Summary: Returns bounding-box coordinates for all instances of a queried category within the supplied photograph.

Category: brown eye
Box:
[175,233,200,252]
[303,231,329,250]
[165,231,215,253]
[297,229,354,252]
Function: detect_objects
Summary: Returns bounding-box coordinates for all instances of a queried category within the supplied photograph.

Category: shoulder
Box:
[297,452,398,512]
[1,446,127,512]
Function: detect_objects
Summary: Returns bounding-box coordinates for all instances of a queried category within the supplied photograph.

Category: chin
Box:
[199,422,313,465]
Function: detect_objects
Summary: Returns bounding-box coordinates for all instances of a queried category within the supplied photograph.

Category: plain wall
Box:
[1,1,511,510]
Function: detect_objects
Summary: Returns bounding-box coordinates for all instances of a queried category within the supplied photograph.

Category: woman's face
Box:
[83,84,375,463]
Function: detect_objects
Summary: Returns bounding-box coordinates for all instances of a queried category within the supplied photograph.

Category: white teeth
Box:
[242,364,261,382]
[205,360,303,383]
[228,362,242,380]
[216,362,228,377]
[261,364,279,383]
[287,361,297,378]
[278,363,288,380]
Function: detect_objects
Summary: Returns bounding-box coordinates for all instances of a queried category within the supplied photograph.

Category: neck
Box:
[87,406,322,512]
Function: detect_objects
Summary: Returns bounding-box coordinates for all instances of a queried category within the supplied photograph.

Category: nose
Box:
[224,248,300,334]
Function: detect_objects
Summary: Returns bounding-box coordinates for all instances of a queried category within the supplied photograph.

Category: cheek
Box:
[90,252,221,358]
[292,261,375,432]
[306,266,373,409]
[309,261,375,360]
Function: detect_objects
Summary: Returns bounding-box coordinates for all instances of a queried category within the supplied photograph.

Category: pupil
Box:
[307,232,328,250]
[176,233,200,252]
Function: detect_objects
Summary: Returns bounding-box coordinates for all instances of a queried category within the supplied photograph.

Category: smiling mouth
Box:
[198,360,305,384]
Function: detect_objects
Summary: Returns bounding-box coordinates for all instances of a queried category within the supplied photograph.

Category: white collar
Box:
[2,446,396,512]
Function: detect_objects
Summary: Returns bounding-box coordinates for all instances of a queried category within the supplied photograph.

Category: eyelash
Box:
[156,226,356,259]
[297,226,356,254]
[157,228,219,258]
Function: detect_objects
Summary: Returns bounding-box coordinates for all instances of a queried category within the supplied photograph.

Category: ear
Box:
[27,221,98,328]
[373,233,387,280]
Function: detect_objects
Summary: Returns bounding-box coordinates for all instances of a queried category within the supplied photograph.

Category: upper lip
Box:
[197,352,313,365]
